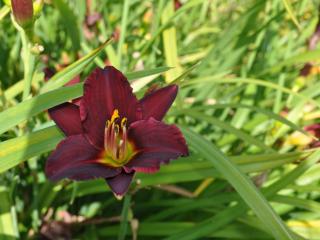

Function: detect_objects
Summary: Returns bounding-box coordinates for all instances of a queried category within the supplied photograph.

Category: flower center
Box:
[99,109,135,167]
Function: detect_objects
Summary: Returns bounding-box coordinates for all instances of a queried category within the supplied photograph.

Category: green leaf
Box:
[281,0,301,31]
[0,189,19,240]
[117,0,131,69]
[52,0,81,51]
[126,66,171,82]
[161,1,182,82]
[174,109,274,152]
[165,146,320,240]
[175,127,296,240]
[176,103,313,140]
[98,221,270,238]
[183,77,320,109]
[0,126,63,173]
[0,84,82,136]
[0,5,10,22]
[40,38,112,93]
[118,195,131,240]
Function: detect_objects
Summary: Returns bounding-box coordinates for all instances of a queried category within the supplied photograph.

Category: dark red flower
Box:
[11,0,33,29]
[46,66,188,196]
[305,123,320,148]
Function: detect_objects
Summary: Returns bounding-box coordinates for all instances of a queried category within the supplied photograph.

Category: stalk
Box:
[12,15,35,101]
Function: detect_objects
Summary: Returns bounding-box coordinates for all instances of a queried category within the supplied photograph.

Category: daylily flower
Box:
[46,66,188,196]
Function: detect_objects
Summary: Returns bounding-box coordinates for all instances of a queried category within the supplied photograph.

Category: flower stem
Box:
[20,29,35,101]
[12,14,35,101]
[118,194,131,240]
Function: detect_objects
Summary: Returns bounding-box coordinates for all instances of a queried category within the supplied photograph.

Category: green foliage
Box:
[1,0,320,239]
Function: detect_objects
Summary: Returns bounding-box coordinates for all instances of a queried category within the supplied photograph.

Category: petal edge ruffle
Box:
[126,118,188,173]
[49,102,83,136]
[140,85,178,121]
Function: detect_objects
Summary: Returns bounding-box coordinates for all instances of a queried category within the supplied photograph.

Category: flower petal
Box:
[140,85,178,121]
[80,66,140,148]
[126,118,188,172]
[49,102,83,136]
[105,171,135,196]
[46,135,120,181]
[65,75,81,86]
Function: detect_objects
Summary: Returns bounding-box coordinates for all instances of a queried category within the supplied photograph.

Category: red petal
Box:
[140,85,178,121]
[66,76,82,105]
[105,171,135,195]
[80,66,140,148]
[49,102,83,136]
[126,118,188,172]
[65,75,81,86]
[72,98,82,106]
[46,135,120,181]
[11,0,33,27]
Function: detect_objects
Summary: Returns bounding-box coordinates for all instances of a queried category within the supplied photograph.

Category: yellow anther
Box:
[121,118,127,128]
[111,109,119,123]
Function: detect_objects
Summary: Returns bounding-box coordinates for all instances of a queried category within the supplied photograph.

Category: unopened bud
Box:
[11,0,34,29]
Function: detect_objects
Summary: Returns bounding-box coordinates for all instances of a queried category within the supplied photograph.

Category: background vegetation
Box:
[0,0,320,239]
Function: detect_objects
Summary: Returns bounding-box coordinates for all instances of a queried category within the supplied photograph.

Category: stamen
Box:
[121,126,127,158]
[121,118,127,128]
[109,123,116,153]
[112,131,118,159]
[114,124,119,134]
[102,109,134,167]
[111,109,119,123]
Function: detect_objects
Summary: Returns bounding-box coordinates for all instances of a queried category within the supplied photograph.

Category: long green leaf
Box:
[40,38,112,93]
[0,84,82,136]
[183,77,320,109]
[52,0,81,51]
[0,126,63,173]
[175,109,274,152]
[281,0,301,30]
[166,146,320,240]
[176,127,295,240]
[0,189,19,240]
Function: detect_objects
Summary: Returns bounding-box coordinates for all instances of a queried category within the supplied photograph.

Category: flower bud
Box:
[11,0,34,29]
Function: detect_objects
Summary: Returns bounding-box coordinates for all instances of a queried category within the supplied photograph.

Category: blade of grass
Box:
[118,195,131,240]
[172,127,297,240]
[281,0,301,31]
[52,0,81,51]
[182,77,320,109]
[175,109,274,152]
[40,38,112,93]
[0,84,82,136]
[99,221,271,239]
[117,0,130,70]
[174,104,314,140]
[0,5,10,21]
[0,126,63,173]
[0,188,19,240]
[161,0,182,83]
[166,148,320,240]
